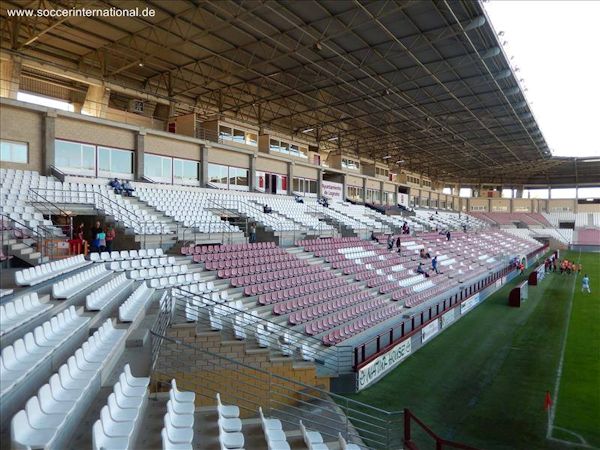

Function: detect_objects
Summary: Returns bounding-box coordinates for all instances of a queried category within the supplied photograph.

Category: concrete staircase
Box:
[5,238,48,265]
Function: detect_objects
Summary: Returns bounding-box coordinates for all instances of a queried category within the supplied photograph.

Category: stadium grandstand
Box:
[0,1,598,449]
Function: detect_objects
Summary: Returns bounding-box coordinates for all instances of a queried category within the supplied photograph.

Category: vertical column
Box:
[82,84,110,118]
[547,185,551,201]
[248,153,256,192]
[43,111,56,175]
[574,185,578,213]
[380,181,385,205]
[135,131,145,180]
[287,161,294,195]
[341,174,347,201]
[317,168,323,197]
[200,144,208,187]
[362,177,367,203]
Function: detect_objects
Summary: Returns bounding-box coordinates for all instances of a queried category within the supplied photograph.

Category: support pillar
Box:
[82,84,110,118]
[574,185,578,213]
[380,181,385,205]
[362,178,367,203]
[287,162,294,195]
[248,154,256,192]
[341,174,347,201]
[135,131,145,180]
[200,145,208,187]
[0,55,21,99]
[43,111,56,175]
[317,168,323,197]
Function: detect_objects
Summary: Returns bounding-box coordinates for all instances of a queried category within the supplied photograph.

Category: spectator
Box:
[416,262,430,278]
[105,225,116,252]
[294,195,304,204]
[263,204,272,214]
[97,230,107,253]
[249,223,257,243]
[396,236,401,249]
[387,235,394,250]
[371,231,376,241]
[419,248,431,259]
[431,256,440,274]
[582,274,591,294]
[462,224,467,233]
[446,231,451,241]
[435,211,438,215]
[90,220,103,253]
[123,180,135,197]
[109,178,122,194]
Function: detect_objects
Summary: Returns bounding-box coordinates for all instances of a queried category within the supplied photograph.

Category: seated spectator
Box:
[462,224,467,232]
[263,204,272,214]
[123,180,135,197]
[294,195,304,203]
[387,235,394,250]
[109,177,122,194]
[446,231,451,241]
[416,262,430,278]
[419,248,431,259]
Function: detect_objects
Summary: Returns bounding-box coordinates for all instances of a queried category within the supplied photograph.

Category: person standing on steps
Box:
[105,225,116,252]
[249,223,257,243]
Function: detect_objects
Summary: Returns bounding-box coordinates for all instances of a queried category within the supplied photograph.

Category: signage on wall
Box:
[421,319,440,343]
[460,292,480,315]
[441,310,456,329]
[357,339,412,391]
[321,180,343,201]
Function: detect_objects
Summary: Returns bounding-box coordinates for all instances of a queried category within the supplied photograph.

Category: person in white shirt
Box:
[582,274,591,294]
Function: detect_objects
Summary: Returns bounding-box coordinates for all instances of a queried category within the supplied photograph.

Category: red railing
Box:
[403,408,480,450]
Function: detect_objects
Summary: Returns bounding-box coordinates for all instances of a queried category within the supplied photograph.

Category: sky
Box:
[484,1,600,158]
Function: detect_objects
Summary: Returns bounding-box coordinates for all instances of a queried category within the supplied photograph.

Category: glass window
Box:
[98,146,133,177]
[280,142,289,154]
[270,139,279,152]
[0,140,28,164]
[208,163,228,185]
[232,129,245,143]
[293,177,300,192]
[144,154,172,182]
[173,158,199,185]
[309,180,317,194]
[55,139,96,175]
[246,132,257,146]
[219,126,232,140]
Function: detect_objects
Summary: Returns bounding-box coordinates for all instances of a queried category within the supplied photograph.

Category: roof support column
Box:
[82,84,110,118]
[135,131,145,180]
[574,185,578,213]
[248,154,256,192]
[43,110,56,176]
[200,144,208,187]
[362,178,367,204]
[287,162,294,195]
[380,181,385,206]
[317,168,323,198]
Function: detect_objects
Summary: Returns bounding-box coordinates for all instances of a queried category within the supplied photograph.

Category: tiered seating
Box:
[10,319,126,450]
[322,305,400,345]
[119,284,156,322]
[257,196,335,233]
[149,272,203,289]
[86,274,131,310]
[52,265,113,299]
[300,420,329,450]
[92,365,149,450]
[129,264,188,280]
[259,407,290,450]
[0,293,53,336]
[15,254,90,286]
[161,380,196,450]
[1,306,89,397]
[575,228,600,245]
[110,255,177,272]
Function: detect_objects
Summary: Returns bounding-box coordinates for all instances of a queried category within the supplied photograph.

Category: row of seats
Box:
[118,284,156,323]
[217,259,307,278]
[182,242,276,255]
[129,264,189,280]
[203,254,295,270]
[90,248,164,262]
[1,306,89,397]
[161,380,196,450]
[148,273,204,289]
[15,255,90,286]
[92,365,150,450]
[0,292,52,336]
[86,274,131,310]
[110,256,177,272]
[195,247,286,262]
[52,265,113,299]
[11,319,126,449]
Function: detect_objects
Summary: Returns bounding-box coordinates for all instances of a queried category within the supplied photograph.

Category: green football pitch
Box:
[345,250,599,449]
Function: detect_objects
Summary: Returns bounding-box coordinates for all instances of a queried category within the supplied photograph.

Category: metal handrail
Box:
[0,213,58,260]
[150,330,405,449]
[27,188,73,239]
[170,286,354,375]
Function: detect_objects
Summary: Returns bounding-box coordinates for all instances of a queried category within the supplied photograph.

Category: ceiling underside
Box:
[1,0,598,185]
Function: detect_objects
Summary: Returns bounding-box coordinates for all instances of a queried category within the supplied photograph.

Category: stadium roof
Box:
[2,0,598,185]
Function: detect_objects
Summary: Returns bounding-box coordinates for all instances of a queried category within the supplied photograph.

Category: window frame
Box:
[0,139,28,164]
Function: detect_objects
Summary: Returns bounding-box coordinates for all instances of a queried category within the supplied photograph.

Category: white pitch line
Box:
[547,250,586,446]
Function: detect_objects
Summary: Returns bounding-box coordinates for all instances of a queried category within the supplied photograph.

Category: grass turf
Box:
[344,250,599,450]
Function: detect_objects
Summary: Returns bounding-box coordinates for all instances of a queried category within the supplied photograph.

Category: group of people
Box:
[71,220,116,254]
[543,256,591,294]
[109,178,135,196]
[416,256,440,278]
[401,222,410,234]
[386,235,402,253]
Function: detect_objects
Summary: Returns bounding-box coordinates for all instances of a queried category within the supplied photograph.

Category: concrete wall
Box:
[56,117,136,149]
[0,104,43,172]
